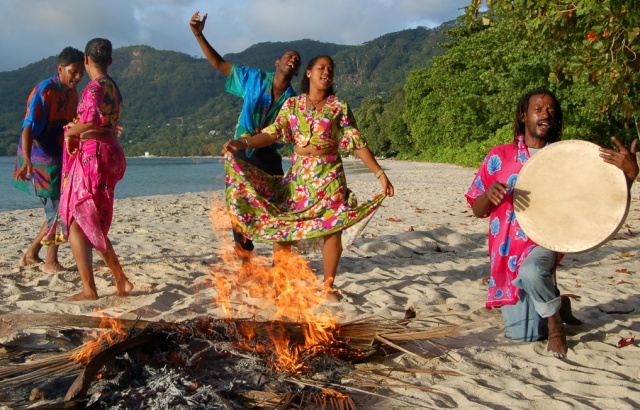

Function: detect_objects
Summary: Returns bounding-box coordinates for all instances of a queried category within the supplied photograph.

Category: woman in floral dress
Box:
[224,55,394,300]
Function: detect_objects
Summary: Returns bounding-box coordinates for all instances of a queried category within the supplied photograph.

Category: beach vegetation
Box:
[392,0,640,166]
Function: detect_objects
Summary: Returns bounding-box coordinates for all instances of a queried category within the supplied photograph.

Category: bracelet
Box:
[374,169,385,179]
[241,138,250,148]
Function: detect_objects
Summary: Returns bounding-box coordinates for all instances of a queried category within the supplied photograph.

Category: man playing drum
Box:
[465,88,638,358]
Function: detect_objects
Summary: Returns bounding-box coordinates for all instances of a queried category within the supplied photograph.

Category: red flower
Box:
[587,30,598,42]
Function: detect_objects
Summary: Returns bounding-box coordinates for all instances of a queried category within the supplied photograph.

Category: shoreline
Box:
[1,159,639,408]
[0,156,396,215]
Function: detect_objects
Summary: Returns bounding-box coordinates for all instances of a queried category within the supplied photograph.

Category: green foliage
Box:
[398,0,639,167]
[335,27,451,106]
[402,9,552,166]
[2,6,637,167]
[355,85,411,158]
[472,0,640,147]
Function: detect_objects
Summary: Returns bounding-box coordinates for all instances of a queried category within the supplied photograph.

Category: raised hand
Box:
[600,137,639,185]
[190,11,208,36]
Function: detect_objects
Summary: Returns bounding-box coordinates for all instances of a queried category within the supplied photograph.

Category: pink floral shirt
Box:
[77,75,122,131]
[466,135,549,308]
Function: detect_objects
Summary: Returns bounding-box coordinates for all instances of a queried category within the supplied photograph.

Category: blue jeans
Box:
[501,246,561,341]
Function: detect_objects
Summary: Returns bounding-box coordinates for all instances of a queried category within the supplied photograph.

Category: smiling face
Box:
[306,56,334,91]
[275,50,301,77]
[523,93,557,143]
[58,62,85,90]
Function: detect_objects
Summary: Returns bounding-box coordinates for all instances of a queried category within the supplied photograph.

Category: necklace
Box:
[307,95,326,111]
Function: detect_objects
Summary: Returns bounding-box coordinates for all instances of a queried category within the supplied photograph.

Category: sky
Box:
[0,0,470,72]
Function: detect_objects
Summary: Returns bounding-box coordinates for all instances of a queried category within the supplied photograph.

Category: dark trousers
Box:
[232,147,284,251]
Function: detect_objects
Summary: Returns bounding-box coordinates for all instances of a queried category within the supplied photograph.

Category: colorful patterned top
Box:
[77,75,122,131]
[263,95,366,151]
[225,64,296,157]
[465,135,561,308]
[12,74,79,198]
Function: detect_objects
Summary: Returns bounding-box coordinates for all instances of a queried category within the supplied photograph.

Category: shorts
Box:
[42,198,60,227]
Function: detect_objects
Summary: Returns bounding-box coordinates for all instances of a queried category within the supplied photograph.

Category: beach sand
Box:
[1,159,639,408]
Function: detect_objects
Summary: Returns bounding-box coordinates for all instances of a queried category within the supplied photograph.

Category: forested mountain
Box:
[0,25,450,157]
[4,4,636,168]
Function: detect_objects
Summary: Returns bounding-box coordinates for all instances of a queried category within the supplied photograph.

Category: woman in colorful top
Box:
[43,38,133,301]
[224,55,394,301]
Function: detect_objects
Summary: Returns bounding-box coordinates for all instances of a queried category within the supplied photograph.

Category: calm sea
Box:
[1,156,369,212]
[0,156,227,212]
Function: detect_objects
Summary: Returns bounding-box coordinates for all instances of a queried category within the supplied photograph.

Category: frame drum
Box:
[514,140,629,253]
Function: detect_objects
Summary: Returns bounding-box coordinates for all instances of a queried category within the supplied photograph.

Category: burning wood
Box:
[0,312,462,408]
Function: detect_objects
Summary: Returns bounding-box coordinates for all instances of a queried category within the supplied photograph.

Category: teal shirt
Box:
[225,64,296,157]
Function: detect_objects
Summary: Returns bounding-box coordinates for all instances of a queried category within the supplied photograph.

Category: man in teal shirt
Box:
[190,11,301,258]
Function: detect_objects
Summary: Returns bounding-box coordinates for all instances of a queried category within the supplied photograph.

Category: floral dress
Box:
[225,94,385,249]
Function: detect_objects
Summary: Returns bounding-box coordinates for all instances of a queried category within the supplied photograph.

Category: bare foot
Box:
[20,254,43,267]
[41,262,66,274]
[115,279,134,296]
[324,289,342,303]
[68,290,99,301]
[234,244,252,265]
[546,313,567,359]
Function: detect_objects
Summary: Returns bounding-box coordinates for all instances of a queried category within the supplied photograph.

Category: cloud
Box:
[0,0,467,72]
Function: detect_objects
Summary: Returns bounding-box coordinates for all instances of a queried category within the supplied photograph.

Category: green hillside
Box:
[0,27,448,157]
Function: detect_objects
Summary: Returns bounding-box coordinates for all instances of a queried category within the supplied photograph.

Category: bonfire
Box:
[0,201,466,409]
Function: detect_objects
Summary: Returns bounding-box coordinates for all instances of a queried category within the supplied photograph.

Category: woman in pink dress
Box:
[43,38,133,301]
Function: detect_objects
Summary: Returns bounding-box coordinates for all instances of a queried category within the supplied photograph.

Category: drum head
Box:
[514,140,629,253]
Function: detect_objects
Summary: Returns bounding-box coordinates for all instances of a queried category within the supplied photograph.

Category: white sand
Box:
[1,159,639,408]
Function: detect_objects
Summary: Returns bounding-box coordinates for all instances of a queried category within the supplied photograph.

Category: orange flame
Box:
[70,309,127,363]
[208,197,341,372]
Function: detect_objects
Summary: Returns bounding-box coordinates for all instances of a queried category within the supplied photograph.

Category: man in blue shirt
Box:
[190,11,301,260]
[13,46,84,273]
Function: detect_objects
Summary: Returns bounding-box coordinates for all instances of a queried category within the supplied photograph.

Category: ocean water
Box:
[1,156,370,212]
[0,156,227,212]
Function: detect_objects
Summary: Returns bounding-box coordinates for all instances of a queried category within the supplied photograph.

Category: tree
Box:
[469,0,640,145]
[399,0,639,167]
[356,85,411,158]
[403,6,552,166]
